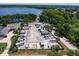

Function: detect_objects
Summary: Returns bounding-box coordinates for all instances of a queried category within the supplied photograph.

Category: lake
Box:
[0,8,43,15]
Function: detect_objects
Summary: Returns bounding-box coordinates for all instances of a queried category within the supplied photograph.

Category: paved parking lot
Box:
[16,22,61,49]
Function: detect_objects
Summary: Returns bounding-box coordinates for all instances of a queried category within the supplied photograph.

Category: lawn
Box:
[7,22,21,26]
[0,43,7,54]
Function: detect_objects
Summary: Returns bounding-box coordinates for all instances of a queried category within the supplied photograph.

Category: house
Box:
[0,26,10,38]
[0,23,21,38]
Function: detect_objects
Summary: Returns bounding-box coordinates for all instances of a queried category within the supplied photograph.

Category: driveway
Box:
[0,31,14,56]
[60,37,78,50]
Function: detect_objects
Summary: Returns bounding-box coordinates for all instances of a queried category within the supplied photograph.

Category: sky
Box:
[0,3,79,6]
[21,3,79,6]
[0,0,79,6]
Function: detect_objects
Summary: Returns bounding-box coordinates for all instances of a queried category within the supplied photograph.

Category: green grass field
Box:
[0,43,7,54]
[7,23,21,26]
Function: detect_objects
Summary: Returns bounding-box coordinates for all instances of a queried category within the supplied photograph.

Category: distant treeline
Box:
[0,5,79,9]
[0,14,36,26]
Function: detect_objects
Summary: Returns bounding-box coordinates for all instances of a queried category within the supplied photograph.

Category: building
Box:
[7,23,21,30]
[0,23,20,39]
[0,26,10,38]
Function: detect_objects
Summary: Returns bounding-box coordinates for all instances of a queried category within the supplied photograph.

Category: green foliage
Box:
[44,25,53,32]
[13,30,18,34]
[11,36,17,47]
[10,46,18,53]
[50,45,60,51]
[0,14,36,25]
[48,50,60,56]
[10,36,18,53]
[13,30,20,34]
[67,50,79,56]
[39,9,79,46]
[0,43,7,54]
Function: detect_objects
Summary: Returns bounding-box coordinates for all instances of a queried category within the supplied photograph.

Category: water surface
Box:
[0,8,42,15]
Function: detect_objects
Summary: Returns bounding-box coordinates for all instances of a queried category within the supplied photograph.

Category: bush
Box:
[13,29,21,34]
[10,36,18,53]
[50,45,60,51]
[10,46,18,53]
[67,50,79,56]
[44,25,53,32]
[48,50,60,56]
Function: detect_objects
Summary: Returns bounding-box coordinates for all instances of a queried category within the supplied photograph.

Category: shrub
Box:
[10,46,18,53]
[67,50,79,56]
[50,45,60,51]
[10,36,18,53]
[48,50,60,56]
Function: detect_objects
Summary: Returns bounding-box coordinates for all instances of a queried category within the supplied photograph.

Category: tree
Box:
[39,9,79,46]
[0,14,36,25]
[10,36,18,53]
[67,50,75,56]
[50,45,60,51]
[44,25,53,32]
[67,50,79,56]
[48,50,60,56]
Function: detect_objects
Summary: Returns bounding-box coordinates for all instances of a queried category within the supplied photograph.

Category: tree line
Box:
[0,14,36,26]
[39,9,79,47]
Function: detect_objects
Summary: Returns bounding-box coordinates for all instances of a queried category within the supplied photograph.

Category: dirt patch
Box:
[9,49,51,56]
